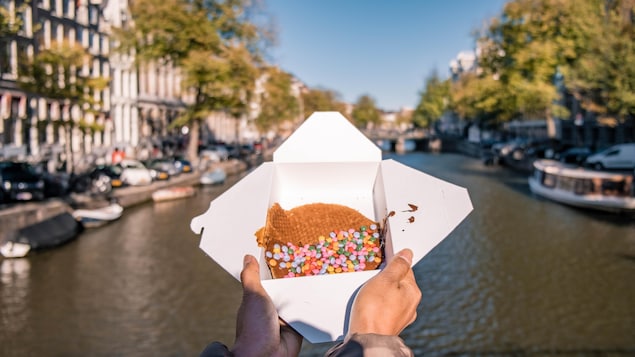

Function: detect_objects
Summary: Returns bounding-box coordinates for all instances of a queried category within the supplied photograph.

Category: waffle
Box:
[255,203,383,278]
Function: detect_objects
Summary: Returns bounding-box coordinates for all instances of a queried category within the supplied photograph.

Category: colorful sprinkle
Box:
[267,225,384,278]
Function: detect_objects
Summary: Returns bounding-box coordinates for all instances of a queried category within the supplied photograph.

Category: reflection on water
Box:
[1,154,634,356]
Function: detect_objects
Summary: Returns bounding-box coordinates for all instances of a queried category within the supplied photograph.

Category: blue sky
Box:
[265,0,508,112]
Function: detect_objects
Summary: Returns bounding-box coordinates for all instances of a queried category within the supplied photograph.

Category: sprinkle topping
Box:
[265,224,382,278]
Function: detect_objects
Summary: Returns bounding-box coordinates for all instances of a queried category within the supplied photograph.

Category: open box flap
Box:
[380,159,473,264]
[191,163,274,279]
[274,112,381,163]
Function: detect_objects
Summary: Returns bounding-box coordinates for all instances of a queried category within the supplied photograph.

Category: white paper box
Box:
[191,111,473,343]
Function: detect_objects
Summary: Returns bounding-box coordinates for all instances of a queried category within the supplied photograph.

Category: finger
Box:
[381,249,413,280]
[240,255,262,293]
[392,248,413,265]
[280,323,303,355]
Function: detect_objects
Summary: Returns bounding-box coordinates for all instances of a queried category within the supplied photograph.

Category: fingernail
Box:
[395,249,413,265]
[243,255,252,267]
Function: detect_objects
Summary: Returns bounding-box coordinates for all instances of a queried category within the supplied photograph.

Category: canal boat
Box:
[0,241,31,258]
[0,212,84,258]
[152,186,196,202]
[72,202,124,228]
[200,168,226,185]
[528,159,635,214]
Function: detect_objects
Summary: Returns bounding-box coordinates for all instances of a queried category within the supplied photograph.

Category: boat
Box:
[0,212,84,258]
[528,159,635,214]
[200,168,227,185]
[0,241,31,258]
[72,202,124,228]
[152,186,196,202]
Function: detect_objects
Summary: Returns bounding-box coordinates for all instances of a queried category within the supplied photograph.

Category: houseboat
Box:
[528,159,635,214]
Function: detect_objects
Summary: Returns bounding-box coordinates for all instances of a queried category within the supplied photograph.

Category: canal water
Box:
[1,153,634,356]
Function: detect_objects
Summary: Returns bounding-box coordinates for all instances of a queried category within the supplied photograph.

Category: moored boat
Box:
[528,159,635,214]
[152,186,196,202]
[0,212,84,258]
[0,241,31,258]
[73,202,124,228]
[200,168,226,185]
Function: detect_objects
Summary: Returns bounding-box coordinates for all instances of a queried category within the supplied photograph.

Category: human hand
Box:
[230,255,303,357]
[347,248,421,337]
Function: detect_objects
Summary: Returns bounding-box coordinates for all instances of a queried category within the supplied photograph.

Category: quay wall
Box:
[0,199,71,243]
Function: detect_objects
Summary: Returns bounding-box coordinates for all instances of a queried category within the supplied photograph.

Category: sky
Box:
[265,0,508,112]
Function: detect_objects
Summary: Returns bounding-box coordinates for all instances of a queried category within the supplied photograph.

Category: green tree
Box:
[0,0,25,36]
[413,72,450,128]
[476,0,600,136]
[301,88,347,120]
[451,72,512,129]
[351,94,381,129]
[114,0,271,162]
[254,66,300,133]
[565,0,635,125]
[18,40,109,173]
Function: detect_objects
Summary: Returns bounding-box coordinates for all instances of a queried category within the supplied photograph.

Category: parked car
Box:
[585,143,635,170]
[93,164,125,188]
[200,145,229,162]
[0,161,45,203]
[173,157,193,174]
[67,165,115,195]
[554,147,593,166]
[117,159,153,186]
[143,160,170,181]
[145,158,179,179]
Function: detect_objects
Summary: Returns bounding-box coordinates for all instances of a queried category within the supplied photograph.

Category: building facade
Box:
[1,0,112,169]
[2,0,308,167]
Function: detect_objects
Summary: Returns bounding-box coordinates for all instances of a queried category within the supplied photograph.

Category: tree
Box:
[413,71,451,129]
[351,94,381,129]
[300,88,347,120]
[1,0,29,79]
[113,0,271,162]
[451,72,511,129]
[476,0,599,136]
[18,40,109,173]
[254,66,300,133]
[0,0,25,36]
[565,0,635,125]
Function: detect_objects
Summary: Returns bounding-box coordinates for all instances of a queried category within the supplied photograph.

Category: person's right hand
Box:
[347,248,421,337]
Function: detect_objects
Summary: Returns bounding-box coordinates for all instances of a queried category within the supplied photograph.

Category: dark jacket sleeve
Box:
[325,333,414,357]
[200,342,233,357]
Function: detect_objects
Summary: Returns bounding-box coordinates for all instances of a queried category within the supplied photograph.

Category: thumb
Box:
[381,249,413,280]
[240,255,262,293]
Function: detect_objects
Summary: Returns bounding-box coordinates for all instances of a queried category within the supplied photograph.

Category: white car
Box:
[200,145,229,162]
[585,143,635,170]
[118,159,153,186]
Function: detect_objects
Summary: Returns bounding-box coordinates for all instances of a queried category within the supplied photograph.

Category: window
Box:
[91,32,99,53]
[62,0,69,17]
[88,5,98,25]
[0,39,10,75]
[542,173,556,188]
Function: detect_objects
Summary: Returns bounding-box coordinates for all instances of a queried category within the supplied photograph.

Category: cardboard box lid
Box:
[274,111,381,163]
[191,111,473,343]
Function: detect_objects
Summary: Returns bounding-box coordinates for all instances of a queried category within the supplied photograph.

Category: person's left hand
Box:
[230,255,303,357]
